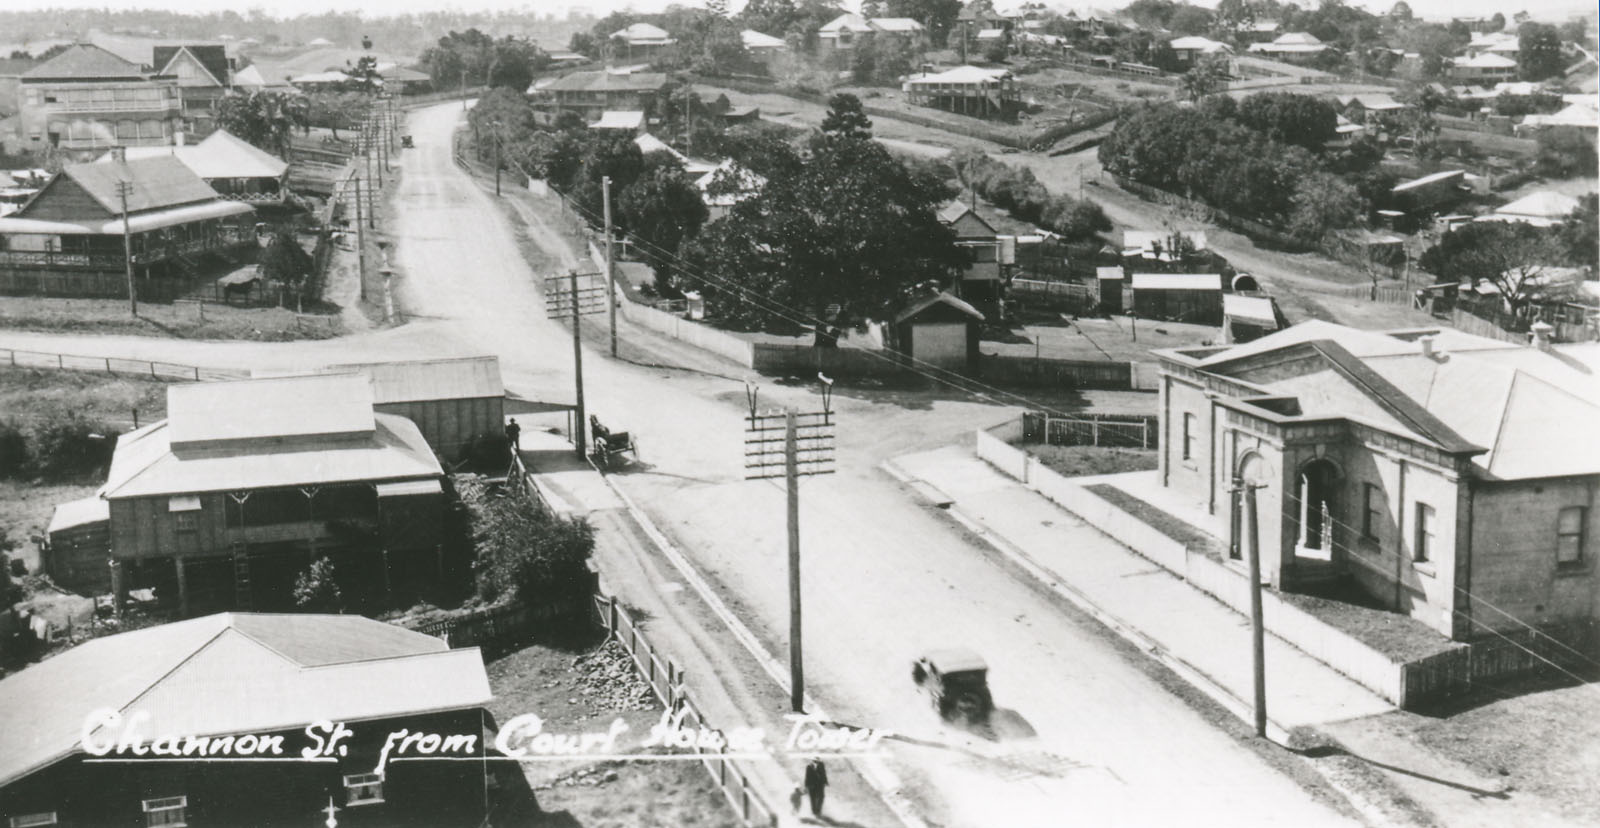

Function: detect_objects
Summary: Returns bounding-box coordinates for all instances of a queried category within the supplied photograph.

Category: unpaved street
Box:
[0,102,1358,827]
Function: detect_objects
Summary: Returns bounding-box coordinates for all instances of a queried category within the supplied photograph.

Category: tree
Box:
[1286,172,1364,242]
[1215,0,1256,32]
[568,30,598,57]
[1556,194,1597,271]
[293,557,343,613]
[464,481,594,605]
[213,90,307,159]
[1418,222,1562,322]
[821,93,874,139]
[1388,1,1412,21]
[259,229,315,308]
[347,54,381,91]
[1486,12,1505,32]
[1518,23,1564,81]
[1236,91,1337,150]
[1182,54,1229,102]
[1535,128,1600,178]
[619,164,709,285]
[682,135,963,335]
[885,0,964,46]
[1167,5,1214,36]
[304,91,372,140]
[486,37,551,91]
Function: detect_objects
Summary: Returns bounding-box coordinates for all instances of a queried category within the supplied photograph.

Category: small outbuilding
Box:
[326,356,507,464]
[1129,273,1223,325]
[893,291,985,373]
[44,496,111,595]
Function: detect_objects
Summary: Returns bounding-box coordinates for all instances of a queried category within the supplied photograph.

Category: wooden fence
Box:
[979,354,1134,390]
[1010,277,1096,312]
[0,347,245,381]
[1332,283,1419,307]
[1400,620,1598,704]
[1022,410,1159,449]
[594,594,781,828]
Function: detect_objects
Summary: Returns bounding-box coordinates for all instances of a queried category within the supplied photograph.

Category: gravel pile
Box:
[570,640,657,712]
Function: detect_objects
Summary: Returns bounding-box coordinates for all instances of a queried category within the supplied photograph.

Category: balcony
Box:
[44,99,178,114]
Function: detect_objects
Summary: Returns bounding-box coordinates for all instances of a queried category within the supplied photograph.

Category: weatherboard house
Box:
[0,613,517,828]
[1155,321,1600,645]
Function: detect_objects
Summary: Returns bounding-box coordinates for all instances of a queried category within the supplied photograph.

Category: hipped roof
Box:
[0,613,489,789]
[21,43,146,81]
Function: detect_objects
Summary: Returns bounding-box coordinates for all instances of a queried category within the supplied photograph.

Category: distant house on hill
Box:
[903,65,1020,119]
[1450,52,1518,83]
[818,14,927,52]
[1247,31,1330,62]
[531,70,670,124]
[610,22,677,63]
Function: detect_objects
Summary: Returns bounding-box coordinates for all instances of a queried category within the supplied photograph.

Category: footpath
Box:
[516,428,907,828]
[884,441,1581,828]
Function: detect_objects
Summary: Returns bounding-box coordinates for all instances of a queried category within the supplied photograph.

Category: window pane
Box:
[1558,507,1583,534]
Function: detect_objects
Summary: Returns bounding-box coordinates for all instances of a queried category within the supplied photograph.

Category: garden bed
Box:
[1017,443,1157,478]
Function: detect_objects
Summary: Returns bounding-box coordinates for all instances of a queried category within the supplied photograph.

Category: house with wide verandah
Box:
[0,150,255,298]
[16,44,182,159]
[903,65,1021,119]
[1154,320,1600,649]
[98,372,447,618]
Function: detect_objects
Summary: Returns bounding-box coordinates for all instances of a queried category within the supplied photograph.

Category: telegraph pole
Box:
[745,378,836,713]
[602,176,617,358]
[117,179,136,317]
[1235,474,1268,738]
[544,271,607,459]
[354,177,368,295]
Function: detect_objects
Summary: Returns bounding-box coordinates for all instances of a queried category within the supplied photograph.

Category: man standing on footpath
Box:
[803,758,828,819]
[504,418,521,455]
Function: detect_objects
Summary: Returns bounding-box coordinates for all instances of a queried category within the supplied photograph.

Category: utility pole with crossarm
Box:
[745,376,836,712]
[116,178,136,317]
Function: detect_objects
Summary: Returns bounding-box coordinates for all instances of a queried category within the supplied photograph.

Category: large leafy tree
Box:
[213,91,308,159]
[820,93,873,139]
[885,0,963,46]
[1518,23,1564,82]
[1418,222,1562,321]
[1235,92,1337,151]
[1182,55,1229,102]
[619,162,709,285]
[420,28,495,90]
[682,133,963,334]
[486,36,551,91]
[1556,195,1598,272]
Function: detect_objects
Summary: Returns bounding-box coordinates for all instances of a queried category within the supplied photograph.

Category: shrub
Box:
[26,411,114,481]
[294,556,344,613]
[461,480,594,605]
[0,420,28,480]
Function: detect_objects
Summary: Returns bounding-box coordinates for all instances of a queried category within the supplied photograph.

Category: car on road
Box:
[912,648,993,722]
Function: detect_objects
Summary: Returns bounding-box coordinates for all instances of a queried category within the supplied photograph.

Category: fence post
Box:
[58,354,63,369]
[1143,419,1150,449]
[1092,419,1099,447]
[194,366,200,381]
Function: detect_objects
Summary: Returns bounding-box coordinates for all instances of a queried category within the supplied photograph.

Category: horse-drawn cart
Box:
[588,415,638,470]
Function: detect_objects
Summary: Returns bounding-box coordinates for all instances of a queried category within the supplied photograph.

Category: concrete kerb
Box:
[594,471,930,828]
[879,456,1412,828]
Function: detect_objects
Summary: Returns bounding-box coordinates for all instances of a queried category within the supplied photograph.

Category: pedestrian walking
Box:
[789,786,804,816]
[504,418,521,453]
[803,758,828,819]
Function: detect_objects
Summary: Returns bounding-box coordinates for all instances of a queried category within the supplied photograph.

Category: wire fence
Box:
[0,347,245,381]
[1022,410,1160,449]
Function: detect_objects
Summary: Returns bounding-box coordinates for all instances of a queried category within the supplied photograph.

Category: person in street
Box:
[789,785,804,816]
[803,758,828,819]
[504,418,521,454]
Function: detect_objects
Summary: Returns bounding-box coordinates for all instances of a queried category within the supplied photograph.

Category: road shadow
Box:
[950,707,1037,742]
[1292,743,1511,800]
[1403,671,1600,718]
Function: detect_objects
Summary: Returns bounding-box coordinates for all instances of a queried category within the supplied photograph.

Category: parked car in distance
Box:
[912,648,993,722]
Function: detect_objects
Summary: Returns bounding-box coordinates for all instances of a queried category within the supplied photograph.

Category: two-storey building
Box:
[17,44,181,159]
[152,45,234,137]
[530,70,670,124]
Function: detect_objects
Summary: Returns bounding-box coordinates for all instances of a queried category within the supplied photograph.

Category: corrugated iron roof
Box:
[327,356,505,404]
[540,70,668,93]
[101,412,441,498]
[167,372,375,447]
[20,43,144,80]
[1130,273,1222,290]
[0,613,488,789]
[56,156,220,215]
[46,496,108,534]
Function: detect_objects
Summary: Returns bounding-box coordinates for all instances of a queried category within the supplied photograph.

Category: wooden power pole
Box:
[603,176,617,358]
[544,271,607,459]
[1238,475,1268,738]
[117,179,137,317]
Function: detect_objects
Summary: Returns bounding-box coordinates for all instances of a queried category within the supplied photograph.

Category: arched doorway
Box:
[1230,452,1271,560]
[1296,458,1341,561]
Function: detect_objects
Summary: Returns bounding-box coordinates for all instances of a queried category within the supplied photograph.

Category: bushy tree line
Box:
[0,410,116,483]
[1099,95,1372,244]
[420,28,551,92]
[1418,203,1596,322]
[949,149,1111,241]
[459,479,594,606]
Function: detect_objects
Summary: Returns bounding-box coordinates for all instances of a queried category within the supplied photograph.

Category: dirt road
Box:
[0,102,1361,828]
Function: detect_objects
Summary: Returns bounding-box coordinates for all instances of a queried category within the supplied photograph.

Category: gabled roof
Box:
[0,613,490,789]
[1273,31,1324,46]
[168,372,375,448]
[894,291,985,324]
[592,110,645,130]
[695,159,766,207]
[907,64,1012,85]
[1130,273,1222,290]
[1170,36,1230,52]
[290,70,351,84]
[379,65,431,83]
[21,43,146,81]
[634,132,688,164]
[820,13,871,34]
[870,17,926,32]
[154,44,230,88]
[39,156,219,216]
[1337,93,1406,110]
[1456,52,1517,68]
[1495,190,1580,221]
[231,63,268,88]
[326,356,505,404]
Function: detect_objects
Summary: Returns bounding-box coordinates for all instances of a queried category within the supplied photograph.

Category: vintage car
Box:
[911,648,993,721]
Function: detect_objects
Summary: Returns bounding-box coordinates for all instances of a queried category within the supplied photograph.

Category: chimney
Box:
[1419,334,1437,360]
[1530,321,1554,351]
[109,146,127,163]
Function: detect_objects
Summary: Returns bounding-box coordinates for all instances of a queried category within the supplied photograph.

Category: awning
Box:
[376,479,443,498]
[97,200,255,235]
[0,217,96,234]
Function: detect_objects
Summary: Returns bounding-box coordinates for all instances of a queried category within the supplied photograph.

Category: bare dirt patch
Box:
[0,296,342,341]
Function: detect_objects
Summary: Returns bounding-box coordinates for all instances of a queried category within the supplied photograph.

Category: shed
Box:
[45,496,111,595]
[1129,273,1223,325]
[326,356,506,463]
[1095,265,1125,312]
[1222,293,1282,344]
[893,292,985,373]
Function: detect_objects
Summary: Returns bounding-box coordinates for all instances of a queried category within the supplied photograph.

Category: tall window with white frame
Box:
[1181,412,1196,462]
[1557,506,1586,567]
[1414,502,1435,563]
[8,813,59,828]
[1362,483,1383,542]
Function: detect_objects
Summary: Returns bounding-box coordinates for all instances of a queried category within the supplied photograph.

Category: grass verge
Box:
[0,296,342,341]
